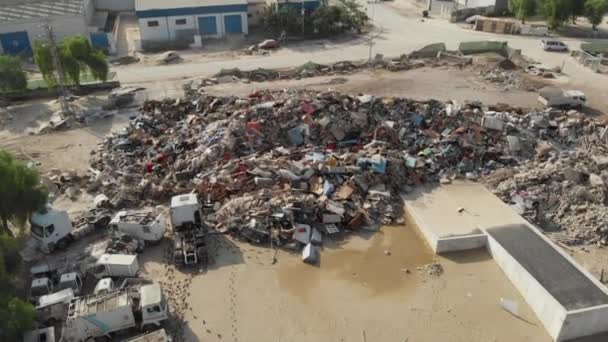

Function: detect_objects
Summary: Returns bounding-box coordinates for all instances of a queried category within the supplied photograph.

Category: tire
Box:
[56,238,69,250]
[142,324,156,332]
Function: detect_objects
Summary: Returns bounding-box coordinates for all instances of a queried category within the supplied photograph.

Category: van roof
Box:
[31,208,68,226]
[171,193,198,207]
[97,253,137,265]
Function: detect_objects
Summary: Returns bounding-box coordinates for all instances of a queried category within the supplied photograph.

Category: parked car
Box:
[541,39,568,52]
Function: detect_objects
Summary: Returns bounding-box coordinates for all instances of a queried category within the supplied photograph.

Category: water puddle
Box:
[277,224,434,299]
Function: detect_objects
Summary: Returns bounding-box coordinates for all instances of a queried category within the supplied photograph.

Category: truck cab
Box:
[23,327,55,342]
[93,278,115,295]
[30,208,73,254]
[30,278,54,304]
[56,272,83,296]
[170,194,203,229]
[139,284,169,329]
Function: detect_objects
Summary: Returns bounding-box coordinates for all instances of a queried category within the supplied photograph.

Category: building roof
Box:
[136,0,246,11]
[0,0,84,22]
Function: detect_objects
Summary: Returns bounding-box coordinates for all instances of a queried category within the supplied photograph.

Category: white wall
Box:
[139,12,248,43]
[167,15,196,40]
[138,17,170,42]
[95,0,135,11]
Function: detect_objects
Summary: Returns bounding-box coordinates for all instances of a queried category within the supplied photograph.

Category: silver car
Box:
[541,39,568,52]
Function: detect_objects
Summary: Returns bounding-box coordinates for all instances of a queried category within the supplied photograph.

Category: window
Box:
[147,20,159,27]
[143,226,151,233]
[45,224,55,237]
[175,19,187,25]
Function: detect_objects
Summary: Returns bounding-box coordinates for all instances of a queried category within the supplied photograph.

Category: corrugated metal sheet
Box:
[0,0,84,22]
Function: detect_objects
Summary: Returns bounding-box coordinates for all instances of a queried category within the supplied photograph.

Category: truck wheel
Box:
[142,324,156,332]
[57,238,69,250]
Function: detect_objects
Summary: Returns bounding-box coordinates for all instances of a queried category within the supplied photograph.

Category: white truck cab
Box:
[170,194,202,228]
[56,272,83,296]
[30,208,73,253]
[140,284,170,326]
[23,327,55,342]
[30,277,54,303]
[94,277,115,295]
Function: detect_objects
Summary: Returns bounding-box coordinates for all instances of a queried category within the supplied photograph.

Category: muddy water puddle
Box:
[277,224,434,299]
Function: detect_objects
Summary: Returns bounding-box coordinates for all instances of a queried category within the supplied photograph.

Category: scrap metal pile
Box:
[87,85,607,247]
[89,87,523,244]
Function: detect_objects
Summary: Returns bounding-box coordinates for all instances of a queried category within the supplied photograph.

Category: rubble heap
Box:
[88,87,548,245]
[484,110,608,246]
[198,54,467,86]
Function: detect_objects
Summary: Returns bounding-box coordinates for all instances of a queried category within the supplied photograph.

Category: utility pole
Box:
[40,20,71,116]
[368,0,376,61]
[301,0,305,35]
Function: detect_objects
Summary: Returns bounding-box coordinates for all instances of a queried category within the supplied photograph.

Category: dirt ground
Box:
[140,224,553,342]
[197,66,542,108]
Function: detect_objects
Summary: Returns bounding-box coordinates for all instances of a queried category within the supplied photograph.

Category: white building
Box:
[135,0,249,49]
[0,0,115,55]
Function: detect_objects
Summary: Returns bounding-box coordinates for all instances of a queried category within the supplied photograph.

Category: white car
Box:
[541,39,568,52]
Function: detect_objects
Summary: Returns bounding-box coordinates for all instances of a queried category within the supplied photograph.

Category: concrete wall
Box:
[139,12,248,47]
[95,0,136,11]
[486,233,568,340]
[561,305,608,341]
[436,234,487,253]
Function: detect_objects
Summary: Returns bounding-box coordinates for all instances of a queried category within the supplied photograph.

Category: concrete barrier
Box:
[410,43,447,58]
[458,40,508,55]
[403,181,608,341]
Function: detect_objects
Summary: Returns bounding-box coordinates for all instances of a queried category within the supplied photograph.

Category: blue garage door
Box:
[0,31,31,55]
[224,15,242,34]
[90,32,110,50]
[198,16,217,35]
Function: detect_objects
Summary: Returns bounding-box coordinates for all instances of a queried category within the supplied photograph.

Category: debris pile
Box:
[197,55,462,86]
[484,111,608,246]
[87,87,552,247]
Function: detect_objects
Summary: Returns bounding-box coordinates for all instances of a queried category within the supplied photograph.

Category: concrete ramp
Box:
[402,181,608,341]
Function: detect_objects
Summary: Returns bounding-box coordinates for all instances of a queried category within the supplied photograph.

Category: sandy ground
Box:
[140,223,552,342]
[202,67,542,107]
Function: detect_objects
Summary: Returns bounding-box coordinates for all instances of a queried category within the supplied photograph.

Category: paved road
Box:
[116,2,608,108]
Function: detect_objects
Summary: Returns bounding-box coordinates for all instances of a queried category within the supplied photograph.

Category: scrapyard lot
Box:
[5,50,608,342]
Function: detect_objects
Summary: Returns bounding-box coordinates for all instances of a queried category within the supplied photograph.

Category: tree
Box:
[262,5,301,34]
[571,0,585,23]
[0,55,27,92]
[0,234,36,341]
[33,35,109,87]
[585,0,608,29]
[509,0,537,23]
[541,0,574,29]
[0,150,48,235]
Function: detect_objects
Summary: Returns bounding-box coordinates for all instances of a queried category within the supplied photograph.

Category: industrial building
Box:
[0,0,115,55]
[135,0,249,49]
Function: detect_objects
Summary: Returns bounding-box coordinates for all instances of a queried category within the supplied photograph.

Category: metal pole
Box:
[368,1,376,61]
[41,20,71,116]
[302,1,305,35]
